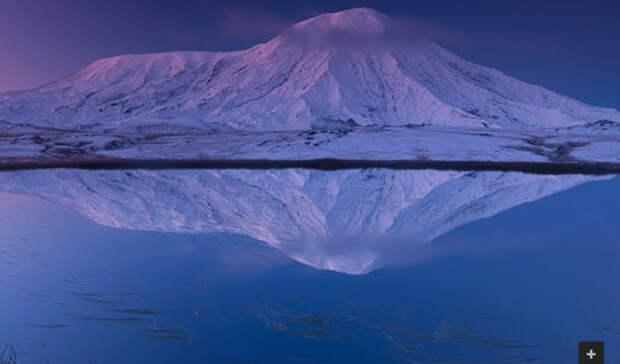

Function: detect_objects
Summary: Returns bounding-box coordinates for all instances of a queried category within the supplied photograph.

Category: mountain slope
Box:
[1,8,618,130]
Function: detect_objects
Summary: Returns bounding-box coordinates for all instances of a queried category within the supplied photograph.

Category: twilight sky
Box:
[1,0,619,109]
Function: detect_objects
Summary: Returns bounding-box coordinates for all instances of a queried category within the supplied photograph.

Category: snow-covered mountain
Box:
[0,8,613,274]
[1,8,618,130]
[0,169,599,274]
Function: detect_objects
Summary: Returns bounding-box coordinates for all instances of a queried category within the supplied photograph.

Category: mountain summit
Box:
[278,7,402,43]
[287,7,392,34]
[0,8,618,130]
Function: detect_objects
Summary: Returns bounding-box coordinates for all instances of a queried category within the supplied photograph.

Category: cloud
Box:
[172,4,296,50]
[277,225,552,275]
[213,5,294,42]
[257,10,554,55]
[392,15,555,53]
[281,233,443,275]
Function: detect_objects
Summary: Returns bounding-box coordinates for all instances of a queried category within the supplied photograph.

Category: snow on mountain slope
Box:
[1,8,618,131]
[0,169,598,274]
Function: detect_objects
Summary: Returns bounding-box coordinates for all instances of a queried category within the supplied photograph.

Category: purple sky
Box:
[1,0,619,109]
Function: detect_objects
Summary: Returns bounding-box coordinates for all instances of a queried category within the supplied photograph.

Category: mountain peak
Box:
[294,8,390,29]
[282,7,393,41]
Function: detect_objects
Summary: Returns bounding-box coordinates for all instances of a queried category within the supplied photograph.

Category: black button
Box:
[579,342,604,364]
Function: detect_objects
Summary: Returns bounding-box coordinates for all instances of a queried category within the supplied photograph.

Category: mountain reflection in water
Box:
[0,169,602,274]
[0,171,618,363]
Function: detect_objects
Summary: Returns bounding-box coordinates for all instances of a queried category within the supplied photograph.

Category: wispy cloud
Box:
[171,4,297,50]
[391,15,555,52]
[192,7,556,53]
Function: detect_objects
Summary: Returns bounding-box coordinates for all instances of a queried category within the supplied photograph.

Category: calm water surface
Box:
[0,174,619,363]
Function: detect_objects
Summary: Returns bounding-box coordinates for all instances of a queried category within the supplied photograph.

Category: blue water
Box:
[0,176,619,363]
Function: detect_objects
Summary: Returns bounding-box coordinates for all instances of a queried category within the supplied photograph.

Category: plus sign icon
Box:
[579,342,604,364]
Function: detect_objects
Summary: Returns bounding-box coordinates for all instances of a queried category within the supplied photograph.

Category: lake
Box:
[0,170,618,363]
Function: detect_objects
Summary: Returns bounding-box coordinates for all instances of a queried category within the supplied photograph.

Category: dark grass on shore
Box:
[1,157,619,175]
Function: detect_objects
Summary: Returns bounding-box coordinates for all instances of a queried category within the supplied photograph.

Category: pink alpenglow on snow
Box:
[0,8,618,131]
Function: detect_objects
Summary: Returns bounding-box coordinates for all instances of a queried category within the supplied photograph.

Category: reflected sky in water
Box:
[0,175,618,363]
